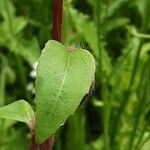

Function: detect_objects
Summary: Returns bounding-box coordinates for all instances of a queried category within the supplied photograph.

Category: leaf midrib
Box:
[56,52,70,99]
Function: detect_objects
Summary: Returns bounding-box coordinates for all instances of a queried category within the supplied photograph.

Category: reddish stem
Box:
[52,0,63,41]
[39,0,64,149]
[30,0,63,150]
[43,1,63,149]
[39,136,54,150]
[30,134,39,150]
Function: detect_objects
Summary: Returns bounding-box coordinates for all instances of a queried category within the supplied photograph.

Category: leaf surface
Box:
[0,100,35,128]
[35,40,95,143]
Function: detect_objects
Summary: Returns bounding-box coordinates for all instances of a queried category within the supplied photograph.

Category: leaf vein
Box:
[56,53,70,99]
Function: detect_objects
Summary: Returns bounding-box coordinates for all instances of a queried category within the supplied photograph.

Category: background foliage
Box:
[0,0,150,149]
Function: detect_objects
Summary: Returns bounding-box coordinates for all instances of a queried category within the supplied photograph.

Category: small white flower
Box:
[26,82,35,94]
[30,70,37,78]
[29,61,38,78]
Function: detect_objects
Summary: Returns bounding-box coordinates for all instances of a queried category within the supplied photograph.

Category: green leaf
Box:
[35,40,95,143]
[69,8,99,57]
[142,140,150,150]
[0,100,35,128]
[136,0,150,26]
[10,37,41,65]
[70,8,112,76]
[12,17,29,34]
[140,42,150,62]
[0,0,16,21]
[65,110,86,150]
[105,18,129,33]
[0,0,40,66]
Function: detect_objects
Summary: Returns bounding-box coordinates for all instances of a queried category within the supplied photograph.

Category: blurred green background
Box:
[0,0,150,149]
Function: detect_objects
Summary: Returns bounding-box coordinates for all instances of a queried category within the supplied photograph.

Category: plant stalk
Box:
[30,0,63,149]
[52,0,63,42]
[39,136,54,150]
[30,134,39,150]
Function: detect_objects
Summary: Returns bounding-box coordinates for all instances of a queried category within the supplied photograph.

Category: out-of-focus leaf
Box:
[35,40,95,143]
[106,0,128,18]
[0,22,10,45]
[0,0,16,21]
[88,137,104,150]
[69,8,98,57]
[104,18,129,33]
[69,8,112,76]
[136,0,150,26]
[109,37,140,90]
[0,19,40,65]
[12,17,29,34]
[2,119,17,131]
[0,0,40,65]
[140,42,150,62]
[0,100,35,128]
[142,140,150,150]
[10,37,40,65]
[5,67,15,84]
[65,110,86,150]
[1,128,29,150]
